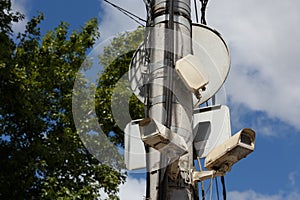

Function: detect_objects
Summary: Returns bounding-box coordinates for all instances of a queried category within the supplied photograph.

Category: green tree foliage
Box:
[0,3,125,199]
[0,0,24,34]
[0,0,24,68]
[96,29,145,146]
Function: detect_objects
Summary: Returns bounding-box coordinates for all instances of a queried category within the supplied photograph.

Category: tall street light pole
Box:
[145,0,197,199]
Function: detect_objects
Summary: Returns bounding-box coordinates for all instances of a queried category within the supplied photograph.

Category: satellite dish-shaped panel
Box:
[128,43,147,103]
[192,24,230,104]
[128,44,147,103]
[129,25,230,104]
[193,105,231,158]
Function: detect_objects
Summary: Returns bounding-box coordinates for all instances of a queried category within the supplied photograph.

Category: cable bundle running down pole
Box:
[144,0,195,199]
[200,0,209,25]
[193,0,209,24]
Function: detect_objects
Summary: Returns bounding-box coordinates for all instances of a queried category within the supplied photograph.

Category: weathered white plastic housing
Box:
[124,120,146,170]
[175,54,209,92]
[125,120,162,171]
[124,105,233,170]
[193,105,231,158]
[192,24,230,104]
[205,128,255,172]
[139,118,188,162]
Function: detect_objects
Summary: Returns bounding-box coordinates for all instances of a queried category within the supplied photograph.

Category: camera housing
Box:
[175,54,209,93]
[204,128,255,172]
[139,118,188,162]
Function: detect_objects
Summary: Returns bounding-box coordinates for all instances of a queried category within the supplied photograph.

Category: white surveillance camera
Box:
[204,128,255,173]
[139,118,188,161]
[175,54,209,93]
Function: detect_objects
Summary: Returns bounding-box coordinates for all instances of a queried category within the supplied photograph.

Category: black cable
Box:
[201,185,205,200]
[165,0,175,128]
[199,0,209,25]
[200,0,210,107]
[143,0,152,116]
[145,145,151,199]
[103,0,146,26]
[221,176,227,200]
[215,177,220,200]
[104,0,146,22]
[194,0,199,23]
[212,94,216,105]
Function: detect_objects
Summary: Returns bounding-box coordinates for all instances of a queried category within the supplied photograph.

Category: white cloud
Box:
[119,176,146,200]
[228,169,300,200]
[99,0,300,133]
[288,169,300,188]
[206,0,300,131]
[107,176,300,200]
[98,176,146,199]
[98,0,146,40]
[229,190,300,200]
[289,171,297,187]
[11,0,29,34]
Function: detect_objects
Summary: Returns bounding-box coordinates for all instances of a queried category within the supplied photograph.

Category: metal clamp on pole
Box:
[192,170,225,182]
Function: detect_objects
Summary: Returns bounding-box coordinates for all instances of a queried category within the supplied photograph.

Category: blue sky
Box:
[12,0,300,199]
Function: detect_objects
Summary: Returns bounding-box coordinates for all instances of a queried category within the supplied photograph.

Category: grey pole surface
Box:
[145,0,197,199]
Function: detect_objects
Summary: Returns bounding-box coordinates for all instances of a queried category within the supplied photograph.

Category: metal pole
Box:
[145,0,197,199]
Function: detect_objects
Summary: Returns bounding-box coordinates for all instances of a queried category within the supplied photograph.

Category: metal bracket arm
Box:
[192,170,225,182]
